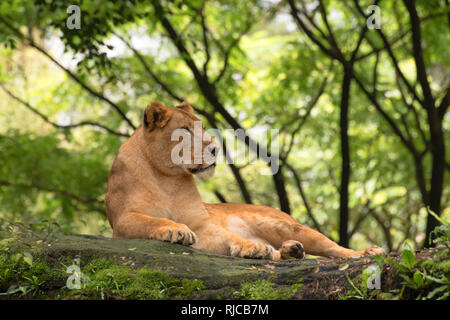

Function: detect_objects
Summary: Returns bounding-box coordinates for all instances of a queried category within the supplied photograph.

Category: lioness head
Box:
[142,101,219,178]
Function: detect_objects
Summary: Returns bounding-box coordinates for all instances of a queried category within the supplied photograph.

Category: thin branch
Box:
[372,51,380,95]
[213,189,227,203]
[0,180,104,206]
[354,72,430,203]
[0,83,130,137]
[352,0,423,106]
[113,32,184,102]
[395,73,429,148]
[199,2,211,76]
[375,208,394,251]
[206,114,253,204]
[354,10,449,62]
[0,16,136,130]
[212,22,252,84]
[297,1,330,41]
[317,0,343,59]
[281,75,328,160]
[355,29,409,61]
[348,208,370,239]
[284,162,322,233]
[353,72,416,154]
[349,0,381,64]
[153,1,204,83]
[288,0,343,62]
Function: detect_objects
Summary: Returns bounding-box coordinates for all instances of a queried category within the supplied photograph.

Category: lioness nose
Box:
[208,145,219,157]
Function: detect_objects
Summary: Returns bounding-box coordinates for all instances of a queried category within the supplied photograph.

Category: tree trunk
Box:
[403,0,446,246]
[425,114,446,245]
[273,168,291,214]
[339,68,353,248]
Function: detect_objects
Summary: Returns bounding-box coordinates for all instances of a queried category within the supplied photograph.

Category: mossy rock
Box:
[0,232,446,299]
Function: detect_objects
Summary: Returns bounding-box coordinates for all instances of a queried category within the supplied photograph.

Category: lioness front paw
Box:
[150,224,197,246]
[230,240,275,259]
[280,240,305,260]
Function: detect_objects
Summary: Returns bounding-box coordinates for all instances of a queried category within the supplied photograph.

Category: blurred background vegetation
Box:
[0,0,448,253]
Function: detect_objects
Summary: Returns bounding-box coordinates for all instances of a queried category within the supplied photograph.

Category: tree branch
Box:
[352,0,423,106]
[113,32,184,103]
[206,115,253,204]
[0,16,136,130]
[213,189,227,203]
[353,73,416,154]
[0,180,104,206]
[403,0,435,109]
[212,22,252,85]
[437,87,449,120]
[199,2,211,76]
[317,0,344,59]
[281,75,328,161]
[395,73,429,148]
[0,83,129,137]
[288,0,344,62]
[284,162,323,234]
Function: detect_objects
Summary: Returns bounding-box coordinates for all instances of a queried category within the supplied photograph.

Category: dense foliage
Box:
[0,0,449,253]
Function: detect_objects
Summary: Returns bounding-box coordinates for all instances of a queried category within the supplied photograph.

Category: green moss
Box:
[0,248,205,300]
[83,258,115,274]
[233,279,302,300]
[70,259,205,299]
[0,247,66,298]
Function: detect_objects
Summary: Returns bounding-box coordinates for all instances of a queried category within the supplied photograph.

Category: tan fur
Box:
[105,102,384,259]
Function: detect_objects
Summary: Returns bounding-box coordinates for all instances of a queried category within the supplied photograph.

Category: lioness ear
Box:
[144,102,172,130]
[176,101,194,114]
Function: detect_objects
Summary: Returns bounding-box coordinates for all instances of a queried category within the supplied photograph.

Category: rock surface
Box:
[0,232,443,299]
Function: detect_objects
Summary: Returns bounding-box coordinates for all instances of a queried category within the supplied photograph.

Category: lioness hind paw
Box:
[361,245,385,257]
[280,240,305,260]
[230,241,275,259]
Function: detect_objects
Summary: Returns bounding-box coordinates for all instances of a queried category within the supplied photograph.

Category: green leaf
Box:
[345,274,363,298]
[23,252,33,267]
[401,249,415,270]
[373,254,385,269]
[10,253,22,263]
[413,270,424,288]
[427,207,449,226]
[423,274,450,285]
[399,273,411,283]
[396,263,410,274]
[426,285,448,299]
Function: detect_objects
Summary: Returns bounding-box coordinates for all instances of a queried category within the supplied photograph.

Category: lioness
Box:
[105,102,384,260]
